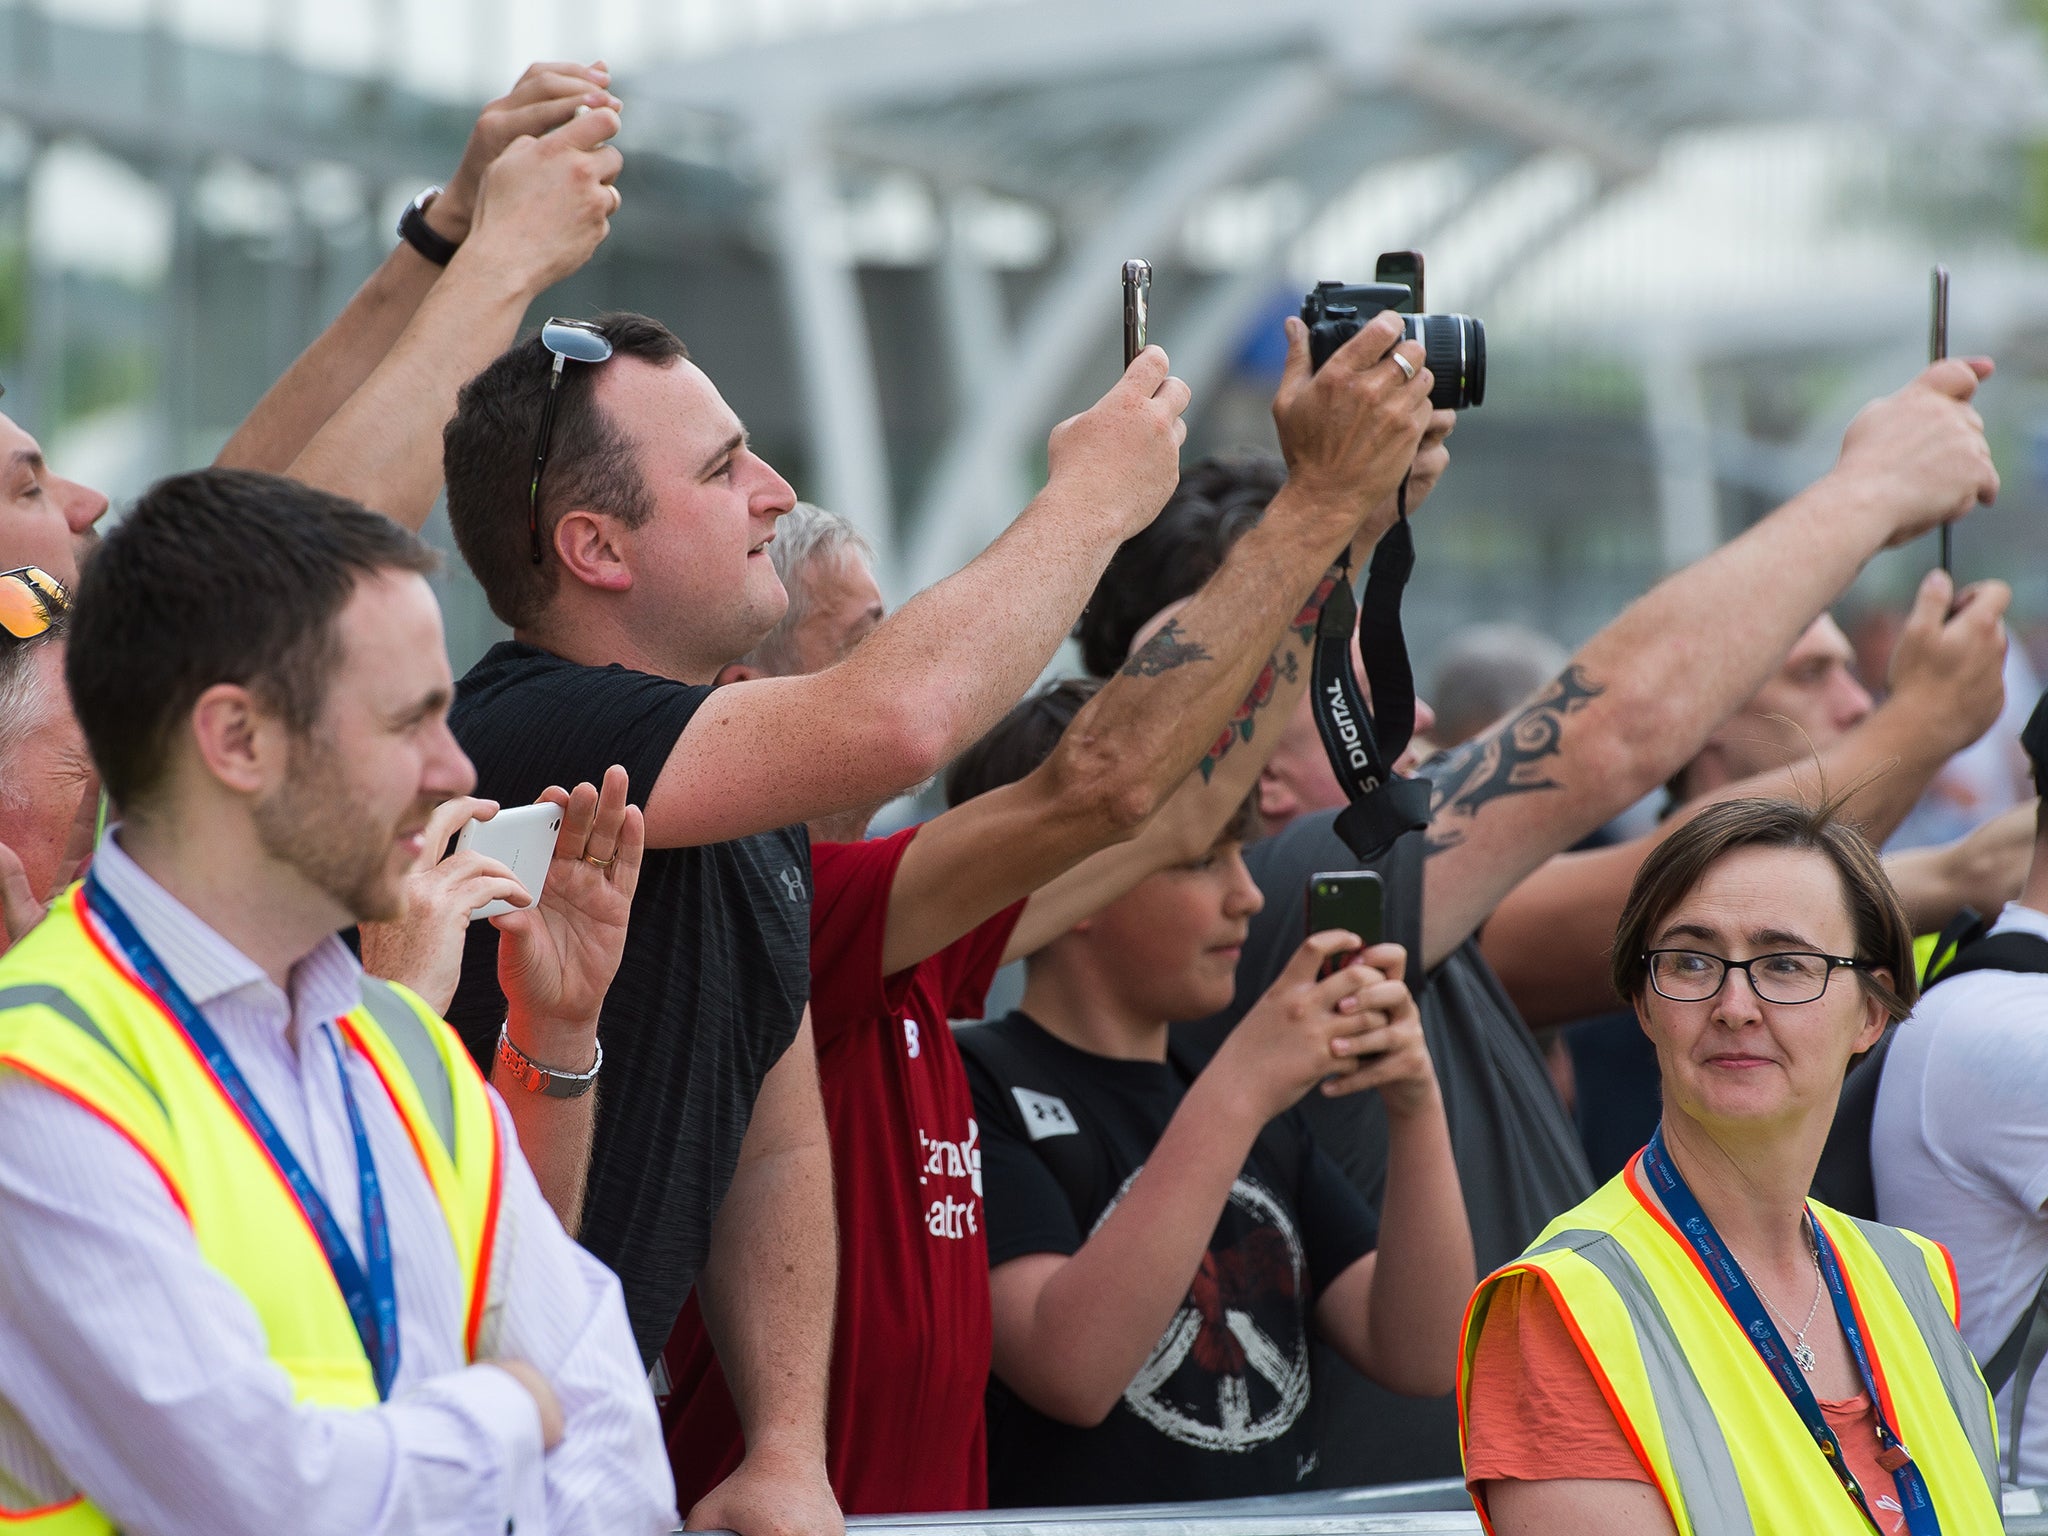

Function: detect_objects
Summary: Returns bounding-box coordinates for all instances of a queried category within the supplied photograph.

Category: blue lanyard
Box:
[83,874,401,1400]
[1642,1129,1940,1535]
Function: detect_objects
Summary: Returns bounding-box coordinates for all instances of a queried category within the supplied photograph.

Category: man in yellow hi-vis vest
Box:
[0,469,675,1534]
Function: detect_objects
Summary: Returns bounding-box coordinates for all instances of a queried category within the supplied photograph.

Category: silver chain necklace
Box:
[1736,1223,1825,1373]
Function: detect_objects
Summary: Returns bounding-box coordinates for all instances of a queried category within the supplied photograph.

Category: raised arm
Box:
[1478,568,2011,1026]
[643,350,1192,846]
[1004,416,1460,964]
[1416,358,2001,967]
[884,319,1439,974]
[216,64,616,479]
[284,108,623,530]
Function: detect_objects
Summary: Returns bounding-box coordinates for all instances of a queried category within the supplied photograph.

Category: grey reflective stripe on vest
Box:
[357,978,456,1160]
[0,983,169,1118]
[1847,1215,2002,1503]
[1527,1228,1759,1535]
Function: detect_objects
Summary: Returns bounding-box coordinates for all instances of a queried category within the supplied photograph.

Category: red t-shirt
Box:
[661,829,1022,1516]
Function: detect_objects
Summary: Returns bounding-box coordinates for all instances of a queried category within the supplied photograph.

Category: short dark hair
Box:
[1611,795,1918,1024]
[1073,453,1286,679]
[443,311,690,630]
[65,468,437,810]
[946,674,1257,844]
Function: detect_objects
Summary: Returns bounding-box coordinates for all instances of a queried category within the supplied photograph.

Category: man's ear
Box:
[555,508,633,593]
[716,662,764,687]
[187,683,285,796]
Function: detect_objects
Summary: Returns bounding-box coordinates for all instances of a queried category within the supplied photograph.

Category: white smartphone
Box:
[454,801,563,921]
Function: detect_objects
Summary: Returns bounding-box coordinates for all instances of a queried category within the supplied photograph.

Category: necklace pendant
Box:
[1792,1341,1818,1374]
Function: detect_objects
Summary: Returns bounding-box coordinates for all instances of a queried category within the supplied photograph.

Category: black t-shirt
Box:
[960,1011,1379,1508]
[447,642,812,1361]
[1174,810,1594,1485]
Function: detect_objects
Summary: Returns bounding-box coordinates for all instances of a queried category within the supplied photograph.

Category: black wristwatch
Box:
[397,186,461,267]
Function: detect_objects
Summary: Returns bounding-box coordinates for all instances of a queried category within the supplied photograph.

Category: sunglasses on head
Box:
[528,318,616,566]
[0,566,67,642]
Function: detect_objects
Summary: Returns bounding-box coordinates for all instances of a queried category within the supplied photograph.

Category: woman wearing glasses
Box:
[1458,797,2001,1535]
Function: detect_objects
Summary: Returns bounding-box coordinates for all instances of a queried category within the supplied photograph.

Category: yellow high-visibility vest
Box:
[1458,1153,2002,1535]
[0,886,507,1533]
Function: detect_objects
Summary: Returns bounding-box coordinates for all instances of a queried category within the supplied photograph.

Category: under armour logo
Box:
[778,866,807,903]
[1012,1087,1078,1141]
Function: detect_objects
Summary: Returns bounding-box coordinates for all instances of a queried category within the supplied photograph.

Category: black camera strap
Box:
[1312,480,1433,862]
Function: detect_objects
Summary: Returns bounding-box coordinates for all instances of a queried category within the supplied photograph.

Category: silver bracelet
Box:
[495,1022,601,1099]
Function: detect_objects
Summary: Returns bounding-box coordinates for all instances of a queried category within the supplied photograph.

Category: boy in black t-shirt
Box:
[952,689,1474,1507]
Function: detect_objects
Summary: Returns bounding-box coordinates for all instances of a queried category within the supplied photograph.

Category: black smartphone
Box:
[1306,869,1385,976]
[1932,264,1951,576]
[1375,249,1425,313]
[1122,259,1151,368]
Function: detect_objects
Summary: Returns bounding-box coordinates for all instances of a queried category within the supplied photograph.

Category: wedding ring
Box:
[583,852,617,868]
[1390,352,1418,382]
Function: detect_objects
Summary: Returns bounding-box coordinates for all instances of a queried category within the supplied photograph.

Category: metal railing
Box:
[685,1479,2048,1534]
[846,1481,1481,1534]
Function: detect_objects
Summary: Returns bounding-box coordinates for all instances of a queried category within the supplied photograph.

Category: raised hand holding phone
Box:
[1307,868,1384,977]
[456,800,563,919]
[359,796,531,1014]
[492,764,645,1043]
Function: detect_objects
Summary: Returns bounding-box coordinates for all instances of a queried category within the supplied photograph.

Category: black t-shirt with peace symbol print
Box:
[960,1011,1380,1508]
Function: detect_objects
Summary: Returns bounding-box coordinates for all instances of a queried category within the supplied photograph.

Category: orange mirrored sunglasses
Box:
[0,566,68,642]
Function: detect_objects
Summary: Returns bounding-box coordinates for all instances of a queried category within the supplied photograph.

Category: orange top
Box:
[1465,1270,1913,1534]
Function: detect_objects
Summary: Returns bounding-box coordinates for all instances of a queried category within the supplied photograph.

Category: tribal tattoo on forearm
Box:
[1423,665,1604,855]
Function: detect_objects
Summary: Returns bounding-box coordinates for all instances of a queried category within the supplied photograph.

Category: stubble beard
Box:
[251,730,418,926]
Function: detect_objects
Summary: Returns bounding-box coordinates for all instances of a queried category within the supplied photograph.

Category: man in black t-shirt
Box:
[438,312,1192,1534]
[950,688,1473,1507]
[447,648,811,1348]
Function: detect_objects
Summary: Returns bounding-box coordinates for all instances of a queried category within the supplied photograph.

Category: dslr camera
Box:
[1301,280,1486,409]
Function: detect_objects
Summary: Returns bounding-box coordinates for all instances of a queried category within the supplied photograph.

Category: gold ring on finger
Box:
[583,852,617,869]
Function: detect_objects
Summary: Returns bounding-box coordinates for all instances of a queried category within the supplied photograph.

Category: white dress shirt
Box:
[0,834,678,1535]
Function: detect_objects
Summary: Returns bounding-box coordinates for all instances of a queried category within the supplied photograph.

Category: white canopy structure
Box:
[624,0,2048,587]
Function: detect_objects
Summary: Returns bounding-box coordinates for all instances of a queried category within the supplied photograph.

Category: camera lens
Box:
[1406,314,1486,410]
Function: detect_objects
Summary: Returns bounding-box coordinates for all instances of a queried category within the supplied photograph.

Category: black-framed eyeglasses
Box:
[1644,948,1863,1006]
[527,318,615,566]
[0,565,67,642]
